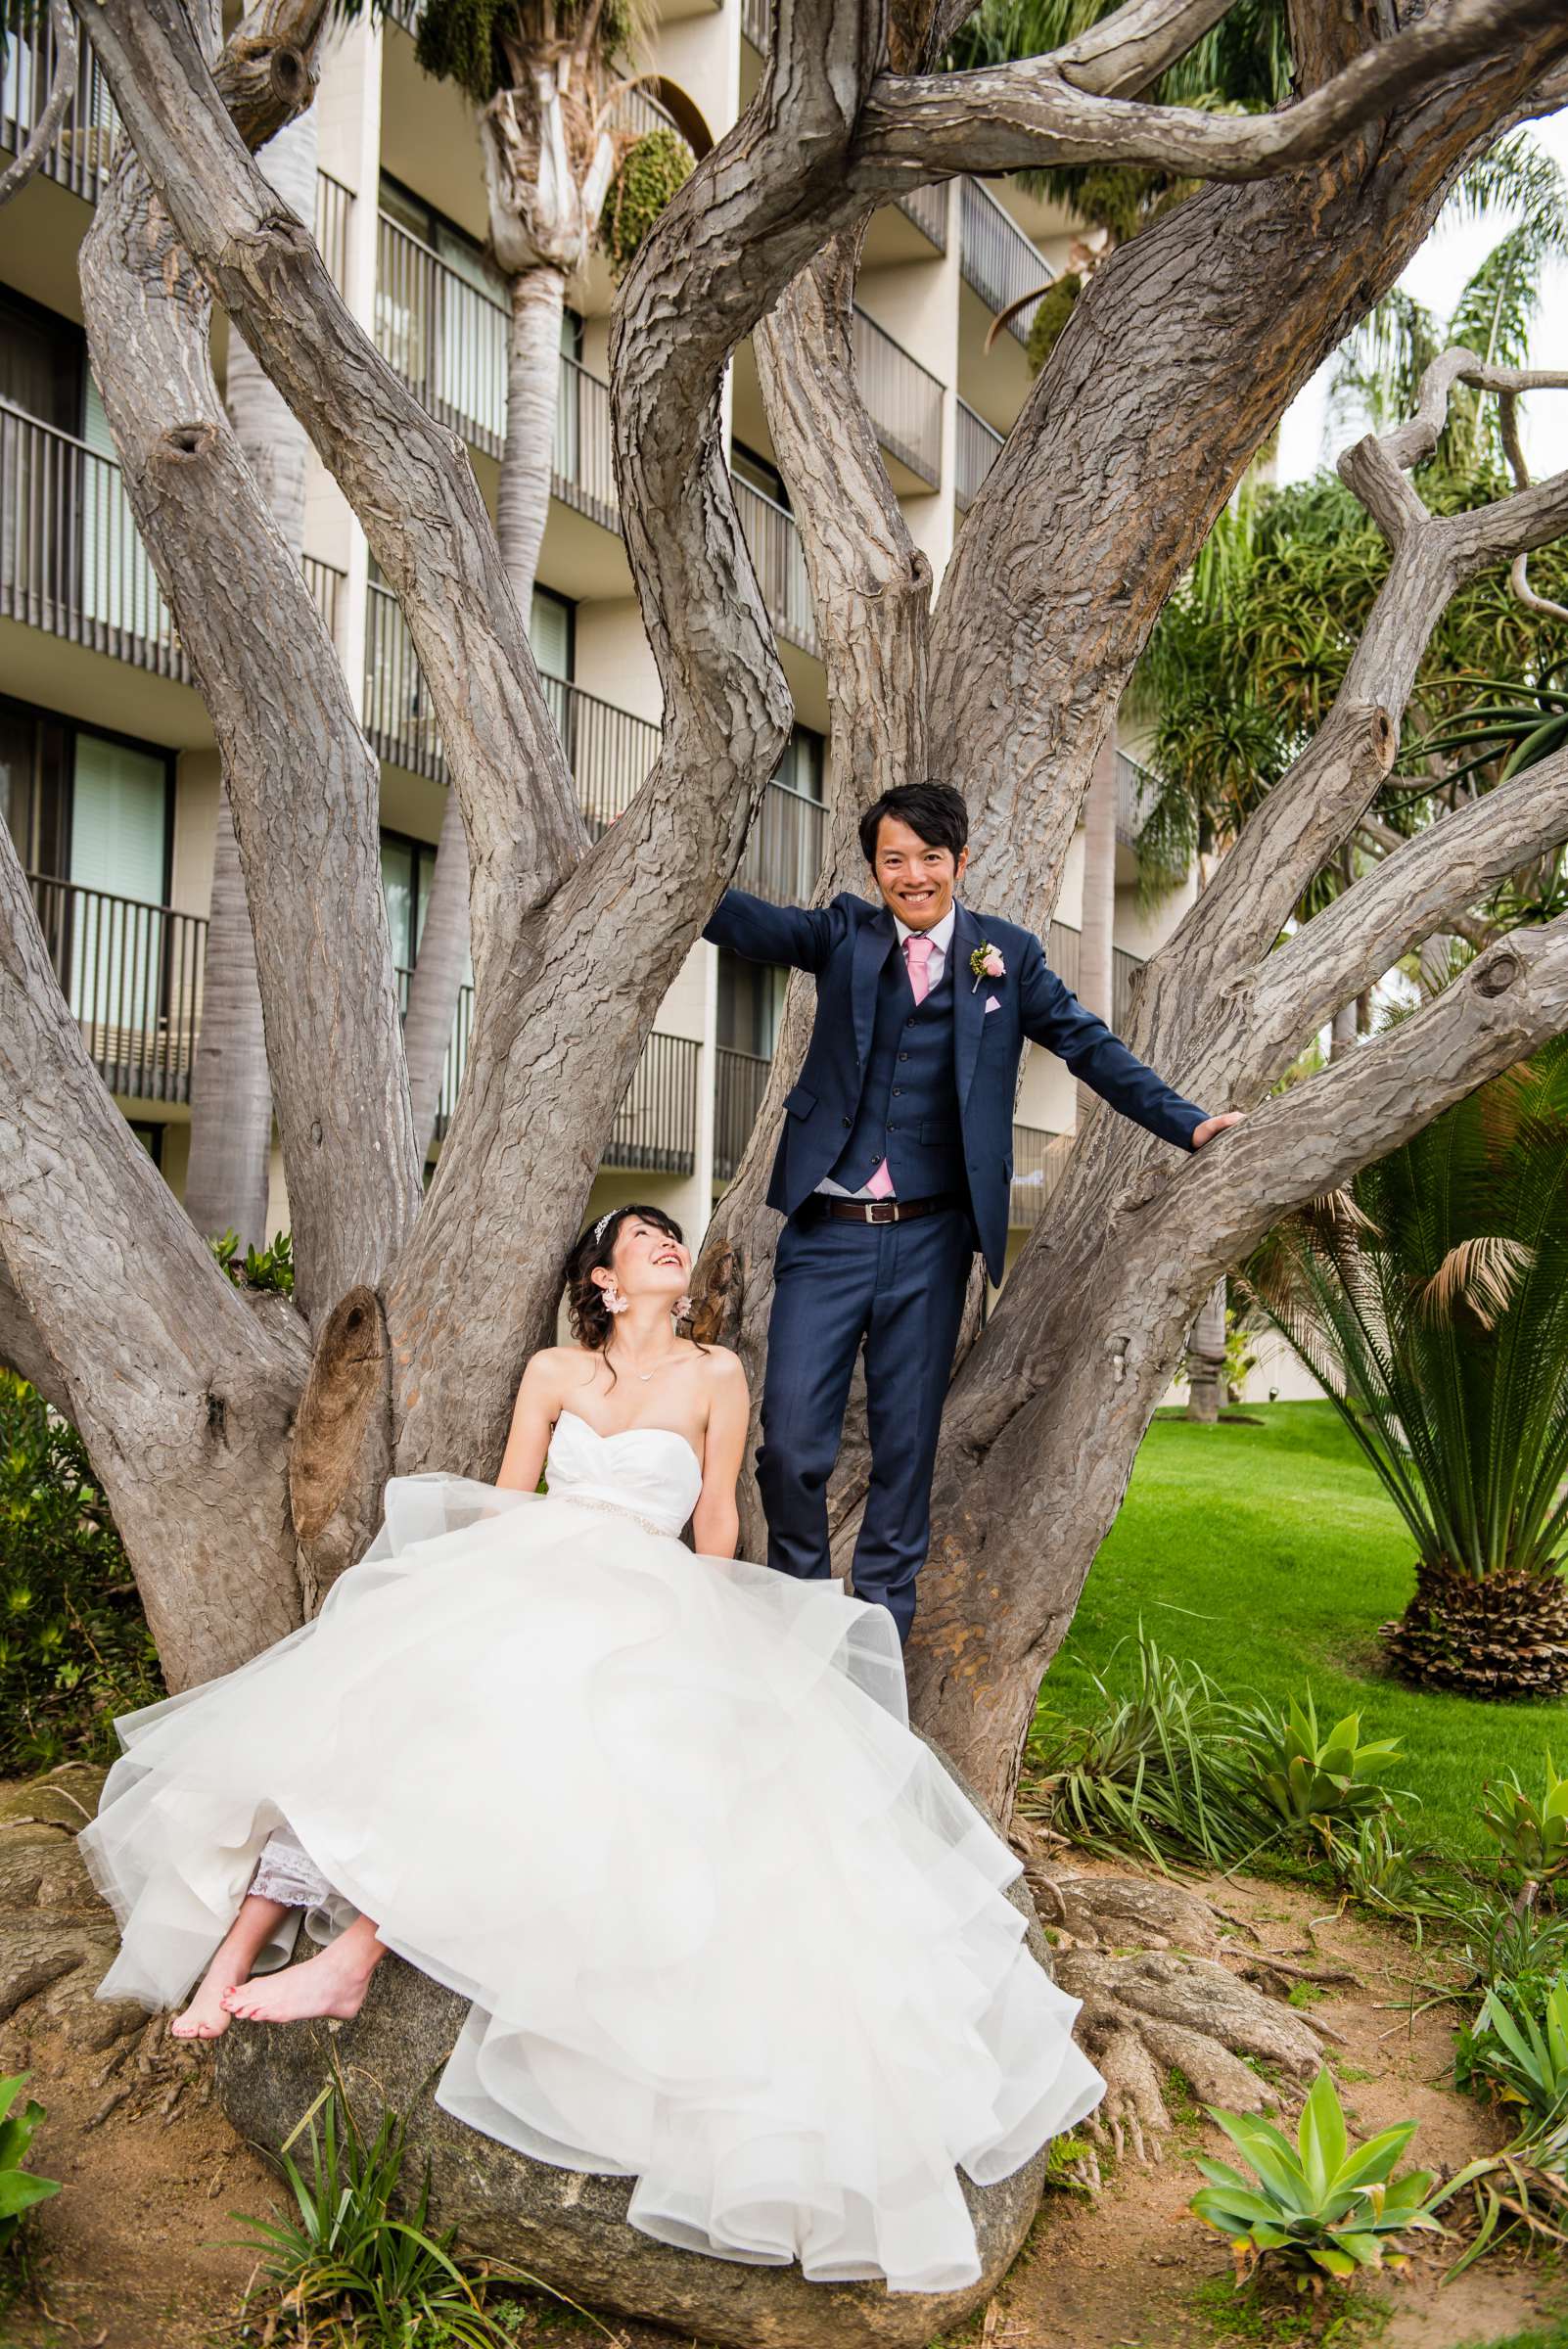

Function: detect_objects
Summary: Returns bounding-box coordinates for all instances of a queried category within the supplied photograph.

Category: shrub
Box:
[1190,2068,1447,2290]
[210,1225,295,1296]
[600,128,694,280]
[1457,1975,1568,2131]
[0,1373,161,1773]
[1480,1759,1568,1894]
[1240,1693,1407,1855]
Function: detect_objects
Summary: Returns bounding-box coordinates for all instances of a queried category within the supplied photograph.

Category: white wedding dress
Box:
[76,1408,1104,2293]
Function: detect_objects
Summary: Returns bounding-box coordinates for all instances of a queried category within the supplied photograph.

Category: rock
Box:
[212,1743,1057,2349]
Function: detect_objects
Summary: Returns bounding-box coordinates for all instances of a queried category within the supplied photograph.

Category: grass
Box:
[1035,1402,1568,1865]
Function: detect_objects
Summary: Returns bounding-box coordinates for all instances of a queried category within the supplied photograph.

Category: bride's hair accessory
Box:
[593,1210,618,1244]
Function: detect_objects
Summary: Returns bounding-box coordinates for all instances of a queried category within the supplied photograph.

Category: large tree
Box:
[3,0,1568,1837]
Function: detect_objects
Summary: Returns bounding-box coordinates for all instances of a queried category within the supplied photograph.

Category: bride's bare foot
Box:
[171,1967,235,2039]
[220,1926,384,2024]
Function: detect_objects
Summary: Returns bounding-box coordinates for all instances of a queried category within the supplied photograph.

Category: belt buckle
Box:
[864,1199,897,1224]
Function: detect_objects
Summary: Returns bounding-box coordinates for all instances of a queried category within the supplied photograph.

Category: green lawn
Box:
[1034,1399,1563,1863]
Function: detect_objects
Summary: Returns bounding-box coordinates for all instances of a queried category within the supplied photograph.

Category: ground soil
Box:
[1,1791,1560,2349]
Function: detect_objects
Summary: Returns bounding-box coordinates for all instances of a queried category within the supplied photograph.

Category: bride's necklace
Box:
[609,1339,683,1384]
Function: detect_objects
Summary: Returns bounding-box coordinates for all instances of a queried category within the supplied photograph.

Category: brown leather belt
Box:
[800,1191,967,1227]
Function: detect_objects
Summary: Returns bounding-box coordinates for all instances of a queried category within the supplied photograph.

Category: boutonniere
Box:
[969,941,1006,993]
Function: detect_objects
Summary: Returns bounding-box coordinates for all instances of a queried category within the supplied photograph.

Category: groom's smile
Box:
[869,812,970,932]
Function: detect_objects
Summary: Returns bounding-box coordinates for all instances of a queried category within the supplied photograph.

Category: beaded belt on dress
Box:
[559,1491,672,1540]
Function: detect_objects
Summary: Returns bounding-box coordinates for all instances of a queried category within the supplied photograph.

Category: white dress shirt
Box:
[816,903,957,1199]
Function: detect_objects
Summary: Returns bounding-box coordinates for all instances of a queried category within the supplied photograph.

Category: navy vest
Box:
[826,942,968,1199]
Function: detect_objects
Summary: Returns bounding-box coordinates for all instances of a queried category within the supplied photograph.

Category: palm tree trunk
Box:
[1183,1274,1226,1421]
[183,102,318,1249]
[401,264,569,1160]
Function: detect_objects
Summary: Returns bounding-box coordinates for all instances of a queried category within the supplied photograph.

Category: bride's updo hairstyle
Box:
[564,1203,690,1368]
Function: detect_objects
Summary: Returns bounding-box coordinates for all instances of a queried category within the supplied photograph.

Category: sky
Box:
[1274,109,1568,488]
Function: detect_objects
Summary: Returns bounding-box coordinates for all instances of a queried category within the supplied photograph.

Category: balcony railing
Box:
[714,1045,771,1183]
[894,183,948,252]
[553,353,619,530]
[375,209,509,454]
[364,579,443,777]
[314,169,355,299]
[1010,1122,1074,1228]
[958,177,1052,347]
[1112,944,1145,1035]
[603,1030,702,1174]
[1,0,118,204]
[26,873,206,1104]
[734,478,816,657]
[955,399,1003,512]
[0,400,191,682]
[852,306,943,487]
[1114,748,1159,850]
[393,964,474,1139]
[1046,918,1080,993]
[738,780,826,905]
[303,553,346,651]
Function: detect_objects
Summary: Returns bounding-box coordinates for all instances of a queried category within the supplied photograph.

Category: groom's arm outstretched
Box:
[703,888,845,971]
[1017,933,1241,1152]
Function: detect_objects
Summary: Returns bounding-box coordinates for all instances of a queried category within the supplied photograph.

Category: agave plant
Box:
[0,2073,60,2251]
[1241,1693,1407,1854]
[1190,2068,1448,2289]
[1239,1035,1568,1697]
[1456,1974,1568,2130]
[1480,1758,1568,1892]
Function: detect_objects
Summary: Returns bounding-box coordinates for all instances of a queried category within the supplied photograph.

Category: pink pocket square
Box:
[984,994,1002,1014]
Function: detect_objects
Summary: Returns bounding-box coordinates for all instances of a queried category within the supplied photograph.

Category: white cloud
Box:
[1275,109,1568,487]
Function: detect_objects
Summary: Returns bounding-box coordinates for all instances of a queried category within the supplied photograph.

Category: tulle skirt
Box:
[76,1474,1104,2292]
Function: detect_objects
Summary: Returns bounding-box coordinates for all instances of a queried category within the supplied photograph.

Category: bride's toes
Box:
[171,1987,233,2038]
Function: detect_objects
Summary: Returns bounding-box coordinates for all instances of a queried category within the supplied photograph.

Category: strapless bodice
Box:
[543,1408,703,1538]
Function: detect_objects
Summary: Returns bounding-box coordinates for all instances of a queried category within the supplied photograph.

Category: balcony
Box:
[1009,1122,1073,1228]
[737,779,825,905]
[1114,748,1158,850]
[958,177,1052,348]
[852,306,944,488]
[1,0,118,205]
[732,477,816,657]
[714,1045,771,1182]
[0,399,191,683]
[955,399,1003,512]
[602,1029,702,1174]
[1112,944,1145,1034]
[25,873,206,1105]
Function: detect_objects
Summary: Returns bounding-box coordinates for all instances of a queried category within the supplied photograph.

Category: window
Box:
[0,696,69,876]
[731,440,789,508]
[717,949,788,1059]
[379,828,438,976]
[775,724,824,803]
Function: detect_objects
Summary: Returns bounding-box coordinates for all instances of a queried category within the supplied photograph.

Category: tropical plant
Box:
[600,123,694,278]
[1456,1975,1568,2129]
[209,1226,296,1298]
[1240,1694,1407,1854]
[1189,2067,1448,2290]
[1480,1759,1568,1893]
[0,1372,161,1773]
[226,2063,608,2347]
[1024,1625,1275,1870]
[0,2074,61,2254]
[1239,1036,1568,1698]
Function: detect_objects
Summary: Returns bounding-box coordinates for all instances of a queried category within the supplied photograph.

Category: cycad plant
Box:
[1239,1036,1568,1698]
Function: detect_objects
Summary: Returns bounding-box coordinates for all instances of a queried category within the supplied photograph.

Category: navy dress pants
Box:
[756,1202,977,1644]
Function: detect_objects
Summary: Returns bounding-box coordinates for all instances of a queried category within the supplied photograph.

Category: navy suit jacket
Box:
[704,889,1211,1284]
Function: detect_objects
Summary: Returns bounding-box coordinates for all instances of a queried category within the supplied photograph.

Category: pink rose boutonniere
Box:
[969,942,1006,993]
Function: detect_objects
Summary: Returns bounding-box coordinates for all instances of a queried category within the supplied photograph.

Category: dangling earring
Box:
[674,1292,693,1322]
[602,1276,628,1315]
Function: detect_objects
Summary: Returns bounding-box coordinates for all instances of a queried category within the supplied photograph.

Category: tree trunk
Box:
[1183,1275,1226,1423]
[184,100,319,1252]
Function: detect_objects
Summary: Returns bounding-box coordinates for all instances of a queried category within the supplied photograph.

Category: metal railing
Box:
[393,964,473,1139]
[852,306,943,486]
[544,673,662,833]
[0,400,190,681]
[955,398,1003,512]
[553,353,618,529]
[26,873,206,1104]
[1009,1122,1074,1228]
[714,1045,772,1183]
[314,169,355,299]
[603,1030,702,1174]
[1114,748,1159,849]
[609,83,687,144]
[738,780,826,905]
[364,579,444,777]
[1046,917,1080,993]
[894,183,947,251]
[1112,944,1145,1034]
[734,477,816,656]
[1,0,119,204]
[740,0,770,51]
[303,553,346,650]
[375,209,509,455]
[958,177,1052,347]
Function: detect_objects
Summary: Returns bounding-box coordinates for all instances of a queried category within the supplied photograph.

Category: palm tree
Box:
[1239,1038,1568,1699]
[339,0,691,1156]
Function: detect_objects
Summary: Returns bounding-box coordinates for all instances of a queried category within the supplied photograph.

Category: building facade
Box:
[3,0,1278,1384]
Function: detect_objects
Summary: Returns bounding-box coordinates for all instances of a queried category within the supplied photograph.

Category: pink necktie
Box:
[865,935,935,1199]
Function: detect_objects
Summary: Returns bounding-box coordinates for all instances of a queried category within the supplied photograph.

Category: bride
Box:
[76,1202,1104,2294]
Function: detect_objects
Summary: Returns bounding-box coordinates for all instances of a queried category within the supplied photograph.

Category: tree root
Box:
[0,1765,144,2058]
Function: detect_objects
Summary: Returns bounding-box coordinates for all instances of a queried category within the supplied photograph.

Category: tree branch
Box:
[1046,0,1240,98]
[0,0,78,207]
[853,0,1568,186]
[67,0,585,969]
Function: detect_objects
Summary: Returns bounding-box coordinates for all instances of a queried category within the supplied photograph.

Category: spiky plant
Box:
[1239,1036,1568,1698]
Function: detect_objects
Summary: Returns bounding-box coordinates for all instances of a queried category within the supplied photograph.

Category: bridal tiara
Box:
[593,1210,618,1243]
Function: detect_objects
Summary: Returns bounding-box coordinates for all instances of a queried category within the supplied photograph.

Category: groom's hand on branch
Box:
[1191,1111,1246,1149]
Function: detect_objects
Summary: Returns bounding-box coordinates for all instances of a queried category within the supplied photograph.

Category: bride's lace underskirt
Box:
[248,1819,334,1909]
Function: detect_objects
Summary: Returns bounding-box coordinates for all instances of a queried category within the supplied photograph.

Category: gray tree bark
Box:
[5,0,1568,1811]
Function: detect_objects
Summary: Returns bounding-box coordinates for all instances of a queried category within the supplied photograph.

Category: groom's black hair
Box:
[858,781,969,867]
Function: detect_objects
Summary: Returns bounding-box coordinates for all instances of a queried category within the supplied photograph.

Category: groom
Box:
[704,780,1242,1644]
